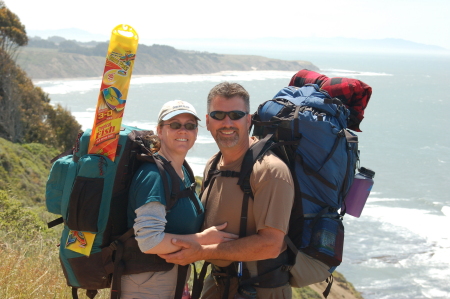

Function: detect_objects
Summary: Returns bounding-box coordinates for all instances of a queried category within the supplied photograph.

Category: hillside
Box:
[0,137,59,206]
[16,37,319,79]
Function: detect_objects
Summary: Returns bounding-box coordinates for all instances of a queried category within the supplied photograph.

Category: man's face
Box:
[206,95,251,149]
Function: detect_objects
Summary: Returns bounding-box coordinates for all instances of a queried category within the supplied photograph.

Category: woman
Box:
[121,100,237,299]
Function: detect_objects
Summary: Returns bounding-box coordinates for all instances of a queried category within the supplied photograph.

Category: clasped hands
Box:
[158,222,237,265]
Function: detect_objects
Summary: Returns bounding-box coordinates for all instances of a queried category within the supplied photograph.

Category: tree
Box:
[0,0,28,59]
[0,51,23,142]
[0,1,81,150]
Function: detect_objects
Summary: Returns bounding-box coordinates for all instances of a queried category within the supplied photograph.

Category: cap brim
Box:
[162,110,201,121]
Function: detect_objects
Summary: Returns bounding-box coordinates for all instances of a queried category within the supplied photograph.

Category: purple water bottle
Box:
[343,167,375,218]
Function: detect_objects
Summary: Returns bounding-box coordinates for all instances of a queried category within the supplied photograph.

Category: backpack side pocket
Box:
[66,155,115,233]
[301,217,344,267]
[46,155,74,215]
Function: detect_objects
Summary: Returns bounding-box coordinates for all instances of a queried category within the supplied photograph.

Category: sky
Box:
[5,0,450,50]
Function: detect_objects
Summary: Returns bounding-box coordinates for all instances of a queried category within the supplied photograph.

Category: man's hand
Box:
[158,238,204,265]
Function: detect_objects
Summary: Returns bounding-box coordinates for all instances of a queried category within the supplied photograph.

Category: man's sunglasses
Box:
[209,110,248,121]
[162,122,198,130]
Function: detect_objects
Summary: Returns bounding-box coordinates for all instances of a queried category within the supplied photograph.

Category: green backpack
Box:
[46,124,196,299]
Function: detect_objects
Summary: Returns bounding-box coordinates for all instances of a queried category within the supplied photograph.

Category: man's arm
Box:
[144,223,238,254]
[158,226,285,266]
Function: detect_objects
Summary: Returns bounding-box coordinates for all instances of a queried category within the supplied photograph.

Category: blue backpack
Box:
[249,84,359,294]
[46,125,196,299]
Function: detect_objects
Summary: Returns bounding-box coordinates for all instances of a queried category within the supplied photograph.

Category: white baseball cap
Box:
[157,100,201,123]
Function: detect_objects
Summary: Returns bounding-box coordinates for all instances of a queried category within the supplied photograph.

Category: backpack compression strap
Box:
[340,130,359,216]
[110,228,135,299]
[70,288,98,299]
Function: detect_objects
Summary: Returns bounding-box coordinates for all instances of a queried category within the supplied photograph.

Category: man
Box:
[160,82,295,299]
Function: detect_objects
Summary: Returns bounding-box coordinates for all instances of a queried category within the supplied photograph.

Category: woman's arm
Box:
[134,202,237,255]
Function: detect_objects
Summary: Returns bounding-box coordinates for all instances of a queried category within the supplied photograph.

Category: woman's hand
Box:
[196,223,238,245]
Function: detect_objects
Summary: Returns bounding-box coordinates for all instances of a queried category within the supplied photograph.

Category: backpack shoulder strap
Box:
[182,159,195,183]
[178,159,203,214]
[136,154,178,211]
[237,134,275,196]
[137,153,202,214]
[201,152,222,192]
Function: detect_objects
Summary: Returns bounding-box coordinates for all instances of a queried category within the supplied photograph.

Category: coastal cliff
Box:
[17,41,318,80]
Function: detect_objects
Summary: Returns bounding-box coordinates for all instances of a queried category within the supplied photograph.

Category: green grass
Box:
[0,138,59,206]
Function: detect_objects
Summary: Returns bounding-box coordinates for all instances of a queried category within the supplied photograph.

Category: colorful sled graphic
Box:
[65,230,96,256]
[102,86,126,111]
[88,24,139,161]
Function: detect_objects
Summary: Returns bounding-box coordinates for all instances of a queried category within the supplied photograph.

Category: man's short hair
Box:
[207,82,250,113]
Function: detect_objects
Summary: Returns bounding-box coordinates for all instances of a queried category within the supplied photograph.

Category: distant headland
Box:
[17,36,319,80]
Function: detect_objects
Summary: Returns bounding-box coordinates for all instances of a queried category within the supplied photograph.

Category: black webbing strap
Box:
[71,288,98,299]
[300,192,328,208]
[110,228,135,299]
[323,274,334,298]
[344,129,358,143]
[174,265,190,299]
[284,235,298,256]
[237,134,274,192]
[317,130,345,172]
[295,154,337,191]
[239,193,250,240]
[308,207,331,230]
[222,272,231,299]
[160,157,182,211]
[191,261,211,299]
[293,105,301,139]
[201,152,239,209]
[47,217,64,228]
[141,154,200,213]
[50,148,74,163]
[287,161,304,250]
[182,159,196,184]
[151,156,173,209]
[177,183,202,214]
[71,287,78,299]
[201,153,223,196]
[251,119,282,129]
[86,290,98,299]
[340,130,359,216]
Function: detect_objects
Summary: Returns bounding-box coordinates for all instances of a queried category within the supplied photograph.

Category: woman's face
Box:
[157,113,198,156]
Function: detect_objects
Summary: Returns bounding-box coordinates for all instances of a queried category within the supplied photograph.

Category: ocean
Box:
[35,50,450,299]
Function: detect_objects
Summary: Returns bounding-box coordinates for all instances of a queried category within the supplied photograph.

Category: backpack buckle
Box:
[109,240,119,250]
[281,264,293,272]
[221,170,238,177]
[242,185,252,194]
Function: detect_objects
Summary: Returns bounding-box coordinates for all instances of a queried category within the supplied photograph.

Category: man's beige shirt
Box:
[201,137,294,266]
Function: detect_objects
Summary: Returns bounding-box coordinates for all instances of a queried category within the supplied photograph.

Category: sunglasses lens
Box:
[185,123,197,130]
[167,122,197,130]
[211,111,226,120]
[229,111,246,120]
[210,111,247,120]
[169,122,182,129]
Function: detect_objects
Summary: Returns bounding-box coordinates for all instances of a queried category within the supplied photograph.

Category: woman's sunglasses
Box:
[209,110,248,121]
[162,122,198,130]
